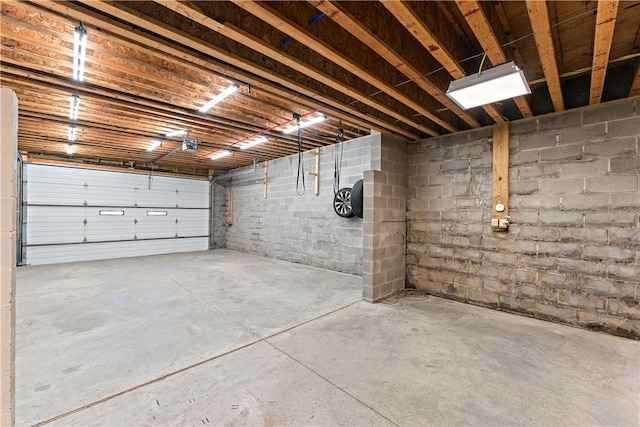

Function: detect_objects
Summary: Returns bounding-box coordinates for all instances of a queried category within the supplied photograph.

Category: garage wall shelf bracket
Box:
[306,148,320,195]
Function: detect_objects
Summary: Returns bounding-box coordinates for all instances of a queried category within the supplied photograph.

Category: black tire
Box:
[351,179,363,218]
[333,187,354,218]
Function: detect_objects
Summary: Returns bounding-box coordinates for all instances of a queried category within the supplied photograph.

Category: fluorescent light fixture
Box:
[66,144,74,155]
[446,61,531,110]
[238,136,267,150]
[99,210,125,216]
[67,127,77,141]
[73,23,88,81]
[165,129,188,137]
[282,114,327,134]
[211,150,231,160]
[69,94,80,120]
[198,84,239,113]
[146,139,162,152]
[146,210,168,216]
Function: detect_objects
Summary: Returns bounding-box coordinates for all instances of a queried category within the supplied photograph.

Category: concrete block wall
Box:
[363,136,407,301]
[406,98,640,339]
[1,88,18,426]
[214,133,377,275]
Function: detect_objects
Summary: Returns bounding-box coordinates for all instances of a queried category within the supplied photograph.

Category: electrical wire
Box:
[380,289,430,306]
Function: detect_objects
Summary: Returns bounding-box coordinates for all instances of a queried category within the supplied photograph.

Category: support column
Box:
[0,88,18,426]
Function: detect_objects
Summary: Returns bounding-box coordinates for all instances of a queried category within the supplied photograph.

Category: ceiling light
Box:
[282,114,327,134]
[238,136,267,150]
[69,94,80,120]
[66,144,74,155]
[67,126,77,141]
[73,23,88,81]
[211,150,231,160]
[445,61,531,110]
[198,84,239,113]
[165,129,188,137]
[146,139,162,151]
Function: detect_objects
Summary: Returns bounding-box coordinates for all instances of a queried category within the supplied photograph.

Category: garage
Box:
[1,1,639,426]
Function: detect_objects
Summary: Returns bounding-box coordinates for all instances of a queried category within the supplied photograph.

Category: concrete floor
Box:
[17,250,639,426]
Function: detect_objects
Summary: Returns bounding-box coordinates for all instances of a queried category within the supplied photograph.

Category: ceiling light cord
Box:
[478,53,487,76]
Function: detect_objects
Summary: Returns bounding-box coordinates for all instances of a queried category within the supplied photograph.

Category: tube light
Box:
[69,95,80,120]
[99,210,125,216]
[67,127,77,141]
[146,210,168,216]
[198,84,239,113]
[238,136,267,150]
[211,150,231,160]
[445,61,531,110]
[146,139,162,152]
[165,129,188,137]
[66,144,74,155]
[282,114,327,134]
[73,23,88,81]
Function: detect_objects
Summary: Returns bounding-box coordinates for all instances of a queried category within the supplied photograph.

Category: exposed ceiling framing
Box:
[1,0,639,175]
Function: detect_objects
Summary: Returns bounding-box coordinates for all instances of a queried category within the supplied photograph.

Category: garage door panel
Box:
[24,164,210,265]
[25,238,208,266]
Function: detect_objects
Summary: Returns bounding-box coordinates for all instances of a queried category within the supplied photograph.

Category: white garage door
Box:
[23,163,210,265]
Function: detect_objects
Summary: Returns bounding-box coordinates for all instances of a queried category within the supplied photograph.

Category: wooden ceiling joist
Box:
[154,0,439,137]
[379,1,503,123]
[61,0,418,141]
[310,0,487,128]
[590,0,619,105]
[525,0,565,112]
[455,0,533,118]
[228,0,458,134]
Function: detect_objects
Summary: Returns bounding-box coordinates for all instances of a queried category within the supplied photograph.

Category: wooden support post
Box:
[306,148,320,195]
[256,161,268,199]
[227,190,234,225]
[492,121,510,232]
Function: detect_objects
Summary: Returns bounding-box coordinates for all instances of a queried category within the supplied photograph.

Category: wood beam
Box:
[62,1,417,140]
[455,0,533,118]
[525,0,565,112]
[492,121,510,232]
[590,0,619,105]
[378,0,502,123]
[311,0,483,128]
[226,0,452,134]
[151,0,438,137]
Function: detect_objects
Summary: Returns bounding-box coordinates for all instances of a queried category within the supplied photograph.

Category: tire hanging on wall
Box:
[351,179,364,218]
[333,187,354,218]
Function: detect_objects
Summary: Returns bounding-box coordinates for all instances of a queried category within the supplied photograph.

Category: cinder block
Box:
[558,227,608,244]
[534,302,578,322]
[539,144,583,163]
[540,177,585,194]
[585,212,636,226]
[610,157,640,174]
[584,138,636,158]
[537,110,583,132]
[583,245,635,262]
[610,192,640,208]
[559,193,609,211]
[518,132,557,151]
[583,100,635,124]
[558,289,606,311]
[557,123,606,145]
[581,276,635,298]
[607,117,640,138]
[559,159,609,178]
[538,210,583,226]
[511,149,539,166]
